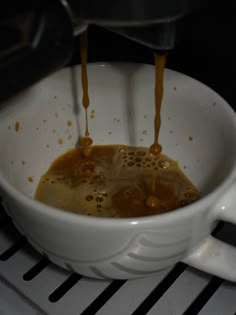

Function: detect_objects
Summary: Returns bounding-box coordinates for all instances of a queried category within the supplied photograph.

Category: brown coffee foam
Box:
[35,145,200,218]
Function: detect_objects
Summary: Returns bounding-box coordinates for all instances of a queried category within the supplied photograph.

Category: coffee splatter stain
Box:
[113,117,121,123]
[213,102,216,107]
[21,160,25,166]
[170,130,174,134]
[28,177,33,183]
[8,125,11,131]
[173,86,177,91]
[67,120,72,127]
[90,109,95,119]
[15,121,20,132]
[108,131,112,135]
[142,130,148,135]
[68,134,72,140]
[188,136,193,142]
[144,114,147,119]
[183,165,187,170]
[46,144,50,148]
[58,138,63,145]
[43,120,46,123]
[54,96,57,99]
[140,138,144,142]
[52,129,56,133]
[54,113,58,118]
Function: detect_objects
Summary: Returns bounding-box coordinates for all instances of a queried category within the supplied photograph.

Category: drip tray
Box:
[0,203,236,315]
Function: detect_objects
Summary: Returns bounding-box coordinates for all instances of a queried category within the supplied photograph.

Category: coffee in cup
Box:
[35,31,200,218]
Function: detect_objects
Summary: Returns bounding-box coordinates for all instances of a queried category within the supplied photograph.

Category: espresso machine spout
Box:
[0,0,212,102]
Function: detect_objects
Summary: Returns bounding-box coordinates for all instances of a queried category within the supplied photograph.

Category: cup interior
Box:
[0,63,235,202]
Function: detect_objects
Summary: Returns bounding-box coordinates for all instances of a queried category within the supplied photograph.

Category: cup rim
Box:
[1,63,236,227]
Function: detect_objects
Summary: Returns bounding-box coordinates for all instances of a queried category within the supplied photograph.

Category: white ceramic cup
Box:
[0,63,236,280]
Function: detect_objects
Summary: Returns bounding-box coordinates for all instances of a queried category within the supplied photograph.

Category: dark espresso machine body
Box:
[0,0,215,102]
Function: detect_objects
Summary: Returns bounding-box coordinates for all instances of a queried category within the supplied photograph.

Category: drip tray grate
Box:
[0,205,236,315]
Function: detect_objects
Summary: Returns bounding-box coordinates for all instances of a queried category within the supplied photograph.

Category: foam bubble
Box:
[184,192,198,200]
[137,151,146,156]
[158,160,170,170]
[86,195,93,201]
[119,148,126,153]
[96,196,103,202]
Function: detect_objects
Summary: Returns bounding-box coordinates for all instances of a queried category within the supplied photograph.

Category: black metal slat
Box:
[0,202,11,229]
[49,273,83,303]
[23,258,50,281]
[81,280,126,315]
[211,221,224,237]
[0,215,11,229]
[131,263,187,315]
[0,237,27,261]
[183,277,224,315]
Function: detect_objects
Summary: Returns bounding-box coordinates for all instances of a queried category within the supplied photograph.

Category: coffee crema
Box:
[35,145,200,217]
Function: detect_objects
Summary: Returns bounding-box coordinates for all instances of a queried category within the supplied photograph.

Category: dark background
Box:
[70,0,236,110]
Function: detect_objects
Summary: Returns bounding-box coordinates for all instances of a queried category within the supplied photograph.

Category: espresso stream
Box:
[79,30,93,157]
[35,32,200,218]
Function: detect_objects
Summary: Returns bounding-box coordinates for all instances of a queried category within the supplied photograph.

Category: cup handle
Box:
[183,180,236,281]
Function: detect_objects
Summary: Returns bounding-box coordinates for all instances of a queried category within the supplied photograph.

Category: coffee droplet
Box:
[150,144,162,155]
[15,121,20,132]
[79,136,93,157]
[146,195,160,209]
[83,147,92,157]
[79,137,93,147]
